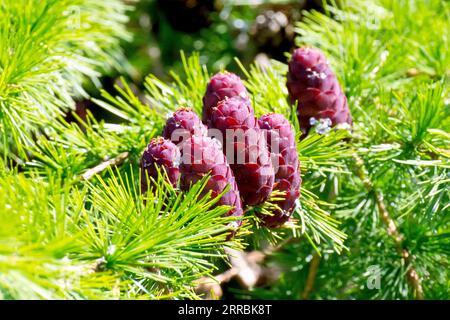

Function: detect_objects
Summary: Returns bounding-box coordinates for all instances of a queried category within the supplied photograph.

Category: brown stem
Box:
[194,247,262,299]
[194,239,296,299]
[353,153,424,299]
[406,68,450,79]
[301,252,321,300]
[81,151,129,181]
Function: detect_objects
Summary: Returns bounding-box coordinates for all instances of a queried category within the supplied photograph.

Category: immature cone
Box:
[140,137,181,194]
[179,136,243,225]
[287,47,352,136]
[207,97,274,206]
[202,71,248,123]
[163,107,207,144]
[258,113,301,227]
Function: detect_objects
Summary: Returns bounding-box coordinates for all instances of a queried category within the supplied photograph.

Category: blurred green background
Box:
[90,1,325,91]
[79,0,326,121]
[125,0,321,80]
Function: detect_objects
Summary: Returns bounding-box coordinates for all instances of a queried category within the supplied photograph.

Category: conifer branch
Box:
[352,153,424,299]
[301,253,320,300]
[0,0,131,158]
[81,151,129,181]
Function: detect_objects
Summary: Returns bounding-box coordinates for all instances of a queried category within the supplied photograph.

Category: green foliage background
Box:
[0,0,448,299]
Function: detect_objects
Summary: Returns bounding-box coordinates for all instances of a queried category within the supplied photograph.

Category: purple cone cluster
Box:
[141,72,302,230]
[143,48,349,232]
[141,104,244,231]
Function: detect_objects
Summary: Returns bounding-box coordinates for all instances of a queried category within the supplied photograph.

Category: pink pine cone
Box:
[202,71,249,123]
[206,95,275,206]
[287,47,352,135]
[179,136,243,223]
[259,113,301,227]
[163,107,207,144]
[140,137,181,194]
